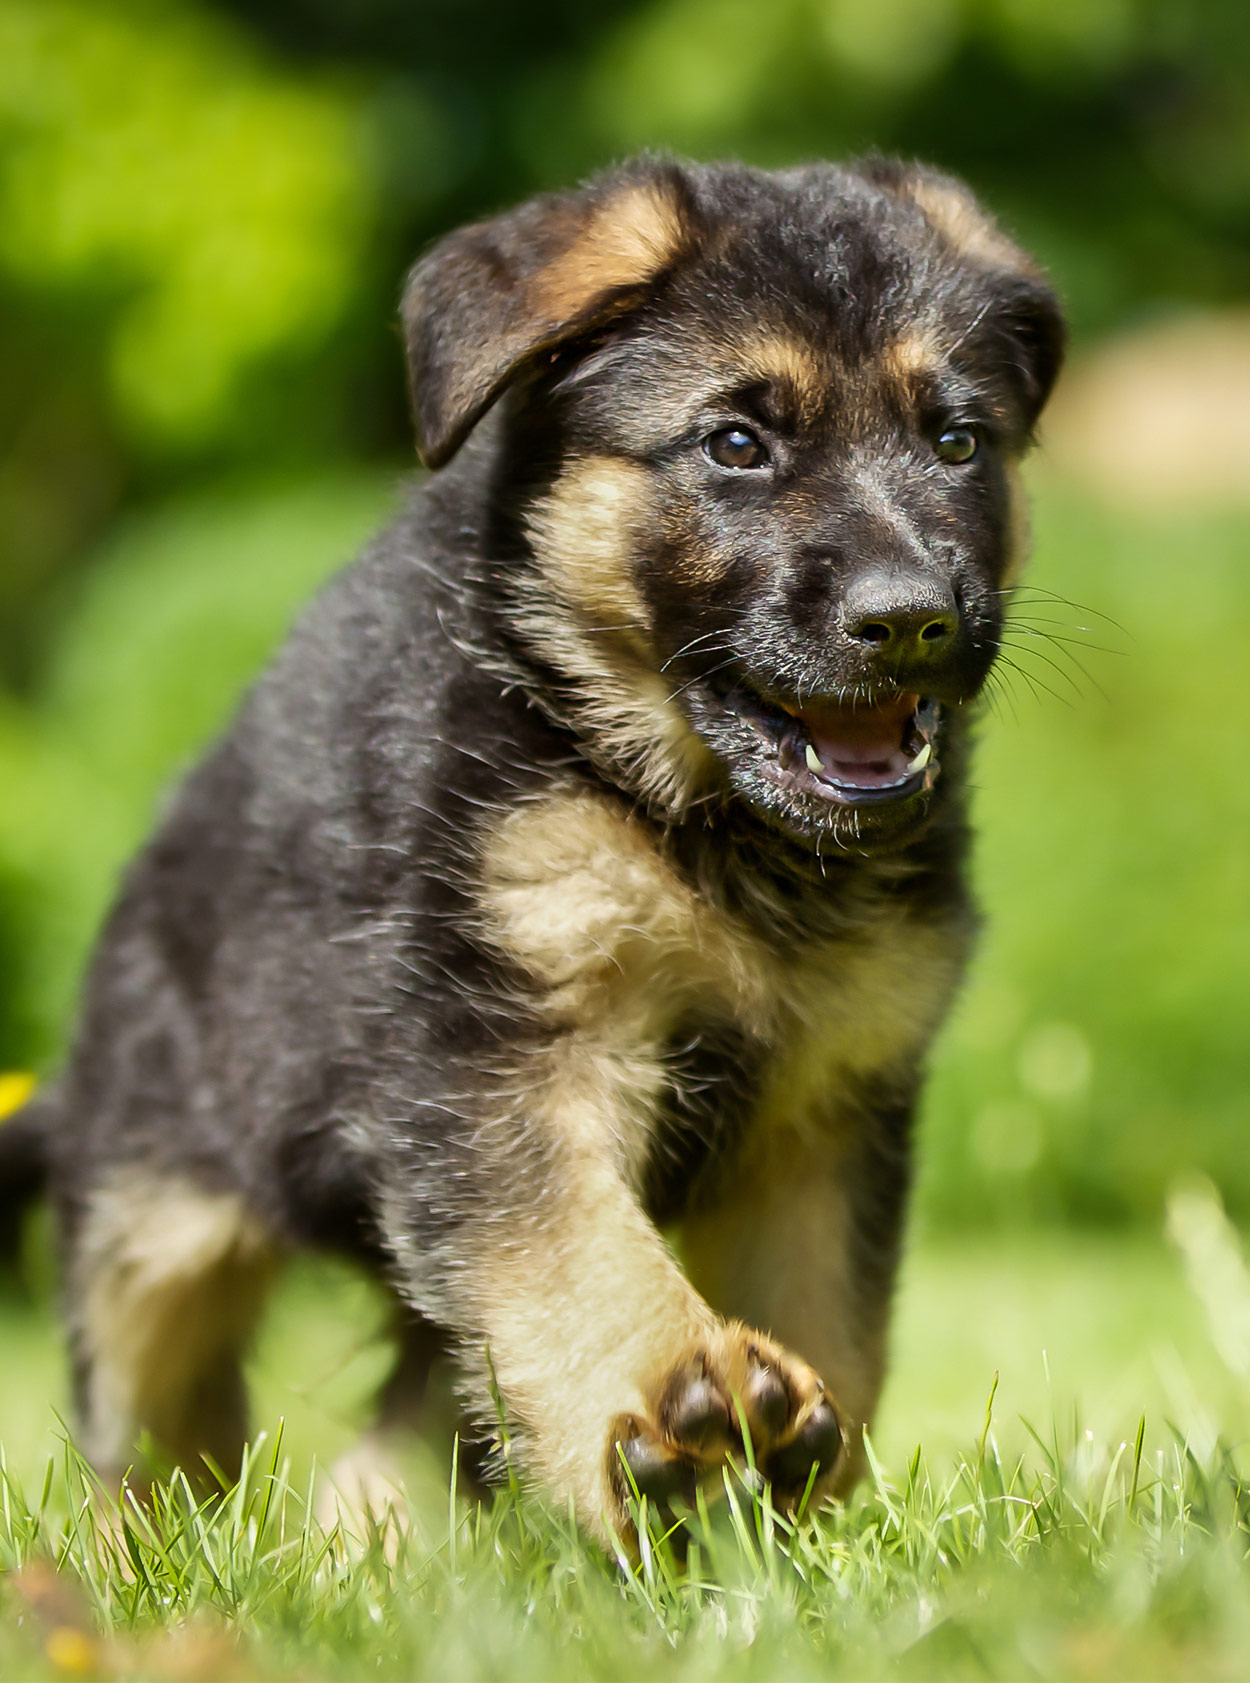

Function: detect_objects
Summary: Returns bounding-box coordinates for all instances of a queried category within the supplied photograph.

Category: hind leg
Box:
[319,1309,476,1542]
[63,1172,278,1487]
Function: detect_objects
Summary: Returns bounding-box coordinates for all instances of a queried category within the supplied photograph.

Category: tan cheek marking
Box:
[532,182,685,325]
[667,532,740,590]
[907,179,1030,273]
[526,456,653,636]
[519,464,720,814]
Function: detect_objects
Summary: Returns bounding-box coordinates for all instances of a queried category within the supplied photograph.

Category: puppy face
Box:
[404,159,1063,850]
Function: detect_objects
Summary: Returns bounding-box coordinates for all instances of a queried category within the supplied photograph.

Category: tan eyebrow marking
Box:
[723,331,827,425]
[880,329,946,390]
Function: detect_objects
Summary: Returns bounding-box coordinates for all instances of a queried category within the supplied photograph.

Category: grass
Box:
[4,1191,1250,1680]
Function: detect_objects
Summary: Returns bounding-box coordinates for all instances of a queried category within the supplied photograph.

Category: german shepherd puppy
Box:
[0,155,1062,1542]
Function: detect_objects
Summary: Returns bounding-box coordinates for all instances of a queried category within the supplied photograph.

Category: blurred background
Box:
[0,0,1247,1261]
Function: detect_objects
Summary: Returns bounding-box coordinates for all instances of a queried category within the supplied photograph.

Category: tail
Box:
[0,1091,53,1273]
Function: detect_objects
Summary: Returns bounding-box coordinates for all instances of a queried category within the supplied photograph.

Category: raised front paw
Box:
[608,1321,844,1530]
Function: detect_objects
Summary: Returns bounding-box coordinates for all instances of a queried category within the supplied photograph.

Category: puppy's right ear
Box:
[402,164,693,468]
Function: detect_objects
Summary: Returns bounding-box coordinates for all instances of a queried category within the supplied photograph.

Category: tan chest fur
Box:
[478,789,961,1175]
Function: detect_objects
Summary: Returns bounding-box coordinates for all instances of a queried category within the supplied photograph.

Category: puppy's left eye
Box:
[934,426,979,465]
[704,427,770,470]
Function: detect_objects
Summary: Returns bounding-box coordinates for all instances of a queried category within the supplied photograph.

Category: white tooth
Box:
[911,742,932,771]
[805,743,825,773]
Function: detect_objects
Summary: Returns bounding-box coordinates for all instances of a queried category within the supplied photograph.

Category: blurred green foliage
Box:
[0,2,372,447]
[0,472,394,1066]
[919,476,1250,1230]
[0,0,1246,1228]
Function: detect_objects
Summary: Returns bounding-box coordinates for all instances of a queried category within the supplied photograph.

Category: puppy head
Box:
[402,156,1065,851]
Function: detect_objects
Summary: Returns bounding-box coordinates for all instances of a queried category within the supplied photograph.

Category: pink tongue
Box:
[794,692,917,787]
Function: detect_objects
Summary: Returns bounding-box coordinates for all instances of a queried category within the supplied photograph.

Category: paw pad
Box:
[610,1326,844,1527]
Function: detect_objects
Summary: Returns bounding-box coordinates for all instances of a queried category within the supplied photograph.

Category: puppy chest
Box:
[641,934,957,1220]
[477,791,961,1197]
[476,790,770,1037]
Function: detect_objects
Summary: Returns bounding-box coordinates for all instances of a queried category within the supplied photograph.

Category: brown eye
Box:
[704,426,769,470]
[935,426,978,465]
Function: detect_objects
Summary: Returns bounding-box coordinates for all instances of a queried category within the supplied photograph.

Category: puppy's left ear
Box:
[402,163,694,468]
[861,158,1066,434]
[984,274,1066,435]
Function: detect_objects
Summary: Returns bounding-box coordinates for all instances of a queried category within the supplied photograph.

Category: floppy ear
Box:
[402,164,693,468]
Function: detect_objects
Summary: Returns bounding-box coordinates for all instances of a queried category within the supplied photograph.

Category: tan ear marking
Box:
[532,183,686,325]
[404,171,690,469]
[906,177,1031,273]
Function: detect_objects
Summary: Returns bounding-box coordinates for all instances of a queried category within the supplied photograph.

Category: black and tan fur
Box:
[0,155,1063,1542]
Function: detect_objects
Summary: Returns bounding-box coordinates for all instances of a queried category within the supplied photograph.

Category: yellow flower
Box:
[44,1627,99,1675]
[0,1071,36,1120]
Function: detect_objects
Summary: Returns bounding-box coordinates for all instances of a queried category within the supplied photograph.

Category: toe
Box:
[659,1362,733,1453]
[617,1431,698,1510]
[763,1394,843,1494]
[742,1356,791,1444]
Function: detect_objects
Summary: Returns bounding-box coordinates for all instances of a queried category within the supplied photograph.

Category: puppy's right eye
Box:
[704,427,769,470]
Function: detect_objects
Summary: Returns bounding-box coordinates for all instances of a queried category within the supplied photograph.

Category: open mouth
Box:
[734,688,942,808]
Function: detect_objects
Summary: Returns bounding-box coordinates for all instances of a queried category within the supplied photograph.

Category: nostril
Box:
[842,577,958,652]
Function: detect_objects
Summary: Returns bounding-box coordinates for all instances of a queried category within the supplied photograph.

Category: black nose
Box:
[842,571,958,659]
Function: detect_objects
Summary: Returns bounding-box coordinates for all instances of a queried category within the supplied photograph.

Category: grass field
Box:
[3,1194,1250,1681]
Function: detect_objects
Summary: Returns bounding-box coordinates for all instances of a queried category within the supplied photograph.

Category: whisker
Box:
[946,297,995,356]
[1001,629,1111,703]
[664,656,739,705]
[995,584,1127,636]
[1006,621,1124,656]
[661,643,736,674]
[993,652,1073,709]
[982,670,1019,726]
[660,629,739,671]
[999,638,1090,702]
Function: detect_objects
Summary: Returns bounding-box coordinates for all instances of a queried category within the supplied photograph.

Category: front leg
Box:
[424,1058,845,1541]
[680,1081,916,1492]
